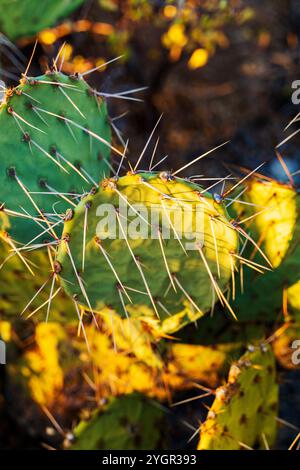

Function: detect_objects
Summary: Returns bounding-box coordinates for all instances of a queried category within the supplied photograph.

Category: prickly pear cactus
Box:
[5,319,165,439]
[0,71,112,245]
[55,171,239,333]
[234,179,299,268]
[67,393,167,450]
[272,322,300,369]
[230,178,300,322]
[0,0,84,40]
[198,343,278,450]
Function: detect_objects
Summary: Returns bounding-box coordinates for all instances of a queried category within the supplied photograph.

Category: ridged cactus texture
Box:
[198,343,278,450]
[67,393,167,450]
[56,171,239,334]
[0,0,84,40]
[0,71,111,245]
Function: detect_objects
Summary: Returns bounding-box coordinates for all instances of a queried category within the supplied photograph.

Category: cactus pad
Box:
[68,393,166,450]
[0,71,111,245]
[231,178,300,321]
[56,171,239,333]
[198,343,278,450]
[234,179,299,268]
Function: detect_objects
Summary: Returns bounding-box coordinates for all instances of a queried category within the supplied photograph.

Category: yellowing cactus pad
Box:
[56,171,239,333]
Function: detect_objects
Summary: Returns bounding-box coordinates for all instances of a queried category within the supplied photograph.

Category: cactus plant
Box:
[0,0,85,41]
[3,315,243,440]
[198,343,278,450]
[229,178,300,322]
[55,171,239,334]
[6,322,65,408]
[0,70,112,246]
[2,170,296,449]
[272,322,300,369]
[67,393,167,450]
[0,37,298,450]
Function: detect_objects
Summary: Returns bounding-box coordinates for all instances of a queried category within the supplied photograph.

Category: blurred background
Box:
[1,0,300,450]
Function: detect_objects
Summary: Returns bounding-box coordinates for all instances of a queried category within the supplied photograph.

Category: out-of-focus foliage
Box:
[0,0,85,40]
[33,1,253,73]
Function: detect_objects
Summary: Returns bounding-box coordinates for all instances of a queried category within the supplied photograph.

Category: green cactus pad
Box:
[198,343,278,450]
[0,71,111,245]
[0,0,84,40]
[56,171,239,333]
[68,393,166,450]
